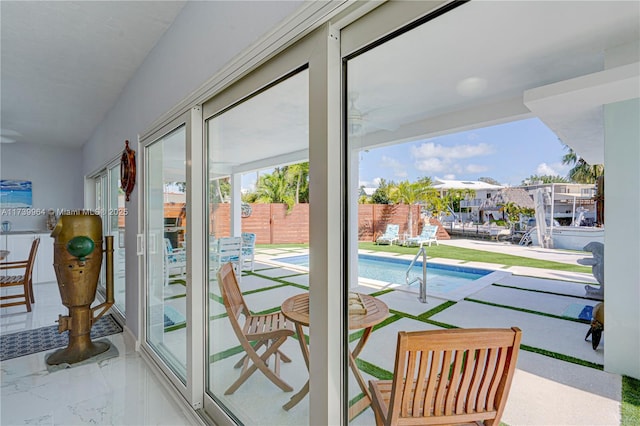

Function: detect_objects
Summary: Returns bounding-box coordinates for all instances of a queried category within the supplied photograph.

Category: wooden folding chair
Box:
[216,262,294,394]
[0,238,40,312]
[369,327,522,426]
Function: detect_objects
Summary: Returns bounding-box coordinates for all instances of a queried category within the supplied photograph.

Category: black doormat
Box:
[0,314,123,361]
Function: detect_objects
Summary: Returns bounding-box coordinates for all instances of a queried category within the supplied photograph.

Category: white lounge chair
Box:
[404,224,439,247]
[376,224,400,245]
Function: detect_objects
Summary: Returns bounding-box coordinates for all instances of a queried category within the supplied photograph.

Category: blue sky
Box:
[240,117,570,191]
[358,118,570,188]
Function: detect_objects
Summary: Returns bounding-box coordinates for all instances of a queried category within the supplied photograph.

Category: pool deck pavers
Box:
[211,241,621,425]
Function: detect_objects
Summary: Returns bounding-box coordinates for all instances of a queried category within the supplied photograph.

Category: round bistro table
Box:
[280,292,389,419]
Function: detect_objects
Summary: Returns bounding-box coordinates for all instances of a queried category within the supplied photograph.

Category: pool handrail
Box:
[406,246,428,303]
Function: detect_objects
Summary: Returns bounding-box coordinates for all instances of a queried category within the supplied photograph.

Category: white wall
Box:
[0,142,83,230]
[82,1,303,337]
[604,98,640,379]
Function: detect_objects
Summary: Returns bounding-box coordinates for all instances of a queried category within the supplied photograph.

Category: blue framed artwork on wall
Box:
[0,180,33,208]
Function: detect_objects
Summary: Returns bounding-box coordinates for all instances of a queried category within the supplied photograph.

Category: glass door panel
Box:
[108,163,126,315]
[342,1,629,423]
[94,174,107,294]
[145,124,188,382]
[205,69,309,425]
[93,164,127,318]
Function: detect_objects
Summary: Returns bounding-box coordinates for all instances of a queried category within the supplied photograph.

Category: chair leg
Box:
[233,340,290,368]
[225,336,292,394]
[24,285,32,312]
[278,348,291,363]
[29,278,35,303]
[233,340,268,368]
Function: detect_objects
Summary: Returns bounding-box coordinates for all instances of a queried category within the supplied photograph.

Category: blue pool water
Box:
[275,253,491,294]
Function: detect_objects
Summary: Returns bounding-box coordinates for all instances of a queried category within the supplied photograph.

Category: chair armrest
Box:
[368,380,389,425]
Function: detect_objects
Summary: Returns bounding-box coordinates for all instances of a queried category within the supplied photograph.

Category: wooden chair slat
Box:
[433,349,452,416]
[487,346,509,410]
[445,349,464,416]
[466,348,487,413]
[457,349,476,414]
[477,347,499,412]
[402,350,418,417]
[411,350,429,417]
[424,350,440,417]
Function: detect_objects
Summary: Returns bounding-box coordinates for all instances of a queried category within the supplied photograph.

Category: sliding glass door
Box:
[340,1,633,423]
[108,162,126,314]
[204,67,310,426]
[144,124,188,382]
[91,161,126,317]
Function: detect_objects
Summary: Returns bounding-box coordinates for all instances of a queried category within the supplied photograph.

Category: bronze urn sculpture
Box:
[46,212,114,365]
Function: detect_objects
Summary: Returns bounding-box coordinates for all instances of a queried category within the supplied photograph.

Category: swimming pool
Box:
[274,253,504,301]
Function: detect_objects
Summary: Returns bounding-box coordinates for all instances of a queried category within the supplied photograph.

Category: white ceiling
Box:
[347,1,640,163]
[0,1,186,147]
[205,0,639,176]
[1,0,638,167]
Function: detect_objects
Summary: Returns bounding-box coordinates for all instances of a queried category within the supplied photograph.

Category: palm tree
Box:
[522,174,569,184]
[209,177,230,203]
[285,162,309,204]
[562,144,603,183]
[445,188,476,217]
[500,201,520,227]
[389,180,430,237]
[255,168,295,208]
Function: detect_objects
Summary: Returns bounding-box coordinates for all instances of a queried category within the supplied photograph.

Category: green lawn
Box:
[623,376,640,426]
[257,242,591,273]
[359,242,591,273]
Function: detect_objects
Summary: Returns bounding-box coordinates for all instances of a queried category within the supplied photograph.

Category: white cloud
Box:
[409,142,494,175]
[536,162,569,177]
[467,133,481,141]
[410,142,493,160]
[359,177,383,188]
[443,173,457,180]
[465,164,488,173]
[414,157,447,173]
[379,155,408,178]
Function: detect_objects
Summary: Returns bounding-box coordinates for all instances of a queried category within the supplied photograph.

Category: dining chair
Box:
[0,238,40,312]
[369,327,522,426]
[240,232,256,271]
[217,262,294,394]
[210,236,242,279]
[164,238,186,285]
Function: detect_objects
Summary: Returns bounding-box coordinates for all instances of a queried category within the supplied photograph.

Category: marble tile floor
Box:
[0,281,197,426]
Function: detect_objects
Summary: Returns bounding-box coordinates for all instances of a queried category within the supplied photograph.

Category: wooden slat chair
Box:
[369,327,522,426]
[0,238,40,312]
[216,262,294,394]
